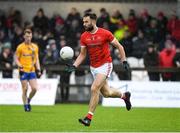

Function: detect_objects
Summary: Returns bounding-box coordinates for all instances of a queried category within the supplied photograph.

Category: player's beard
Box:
[84,25,94,32]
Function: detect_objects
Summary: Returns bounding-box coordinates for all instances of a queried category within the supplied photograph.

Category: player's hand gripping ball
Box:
[60,46,74,60]
[122,61,130,71]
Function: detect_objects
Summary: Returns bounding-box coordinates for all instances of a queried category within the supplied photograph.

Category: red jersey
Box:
[80,28,114,67]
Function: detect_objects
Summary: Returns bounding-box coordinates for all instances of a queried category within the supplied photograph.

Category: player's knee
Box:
[31,88,37,93]
[103,92,109,98]
[91,85,99,94]
[102,91,110,98]
[22,87,28,93]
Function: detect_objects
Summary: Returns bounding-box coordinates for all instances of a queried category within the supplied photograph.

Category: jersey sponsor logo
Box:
[22,53,33,57]
[88,43,102,47]
[86,38,91,41]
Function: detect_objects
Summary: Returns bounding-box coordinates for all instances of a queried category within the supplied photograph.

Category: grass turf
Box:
[0,104,180,132]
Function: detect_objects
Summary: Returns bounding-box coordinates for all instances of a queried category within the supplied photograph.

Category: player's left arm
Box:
[35,46,41,77]
[111,38,126,62]
[35,55,41,71]
[111,38,129,70]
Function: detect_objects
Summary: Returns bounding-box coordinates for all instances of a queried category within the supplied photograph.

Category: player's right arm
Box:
[15,45,23,70]
[73,46,87,68]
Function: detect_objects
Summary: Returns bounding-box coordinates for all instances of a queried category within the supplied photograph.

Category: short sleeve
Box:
[36,45,39,57]
[106,30,114,42]
[16,45,21,58]
[80,34,86,47]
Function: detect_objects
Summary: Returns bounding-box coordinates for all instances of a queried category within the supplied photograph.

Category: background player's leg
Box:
[28,79,37,100]
[21,80,30,111]
[100,80,123,98]
[21,80,28,104]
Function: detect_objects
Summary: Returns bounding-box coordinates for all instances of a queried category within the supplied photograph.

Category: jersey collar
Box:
[90,26,98,34]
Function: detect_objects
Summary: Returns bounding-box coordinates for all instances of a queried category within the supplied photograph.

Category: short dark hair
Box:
[83,12,97,20]
[24,28,32,34]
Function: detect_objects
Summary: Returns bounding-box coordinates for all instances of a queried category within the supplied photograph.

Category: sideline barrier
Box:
[102,81,180,108]
[0,79,58,105]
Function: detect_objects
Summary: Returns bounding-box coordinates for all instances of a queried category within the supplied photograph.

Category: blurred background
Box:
[0,0,179,105]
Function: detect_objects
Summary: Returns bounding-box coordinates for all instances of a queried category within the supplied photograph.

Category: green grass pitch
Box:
[0,104,180,132]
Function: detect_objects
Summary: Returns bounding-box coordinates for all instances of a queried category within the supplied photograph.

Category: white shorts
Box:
[90,63,113,79]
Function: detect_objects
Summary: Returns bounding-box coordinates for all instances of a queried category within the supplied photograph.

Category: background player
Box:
[66,13,131,126]
[15,28,41,112]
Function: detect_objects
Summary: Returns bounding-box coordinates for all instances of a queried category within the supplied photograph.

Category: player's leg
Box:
[28,79,37,101]
[19,71,31,111]
[21,80,28,104]
[79,73,106,126]
[100,80,123,98]
[27,72,38,111]
[20,80,29,111]
[100,81,131,111]
[89,73,106,112]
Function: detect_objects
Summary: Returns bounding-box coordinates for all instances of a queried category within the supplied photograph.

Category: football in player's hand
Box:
[60,46,74,60]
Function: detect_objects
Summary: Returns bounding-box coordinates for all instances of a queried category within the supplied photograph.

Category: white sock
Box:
[88,111,94,115]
